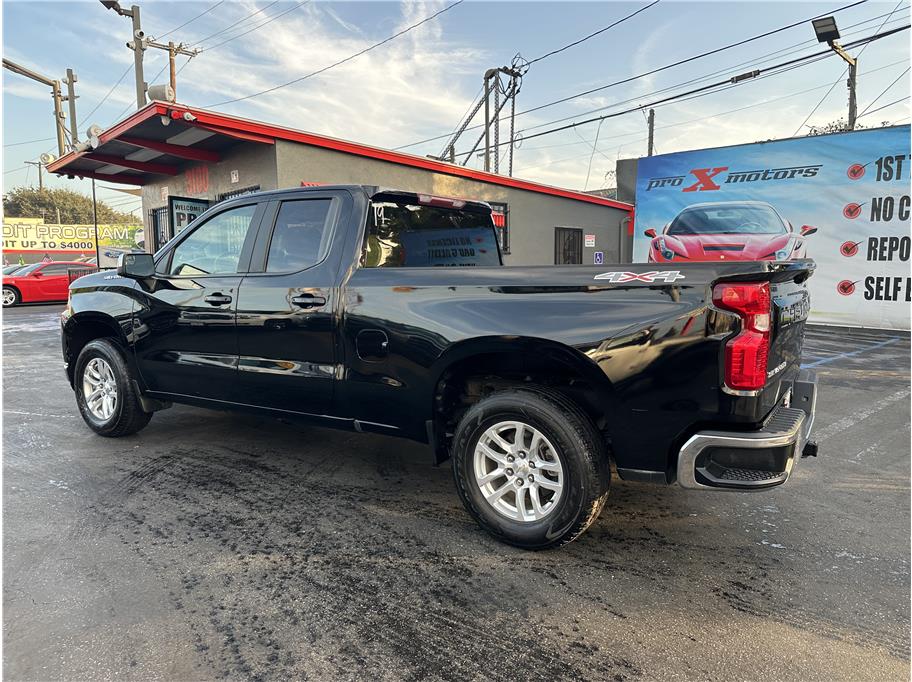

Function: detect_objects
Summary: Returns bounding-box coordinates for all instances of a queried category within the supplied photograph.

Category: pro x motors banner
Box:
[632,125,911,329]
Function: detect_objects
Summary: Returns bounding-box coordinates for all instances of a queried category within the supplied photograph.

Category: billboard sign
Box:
[632,125,911,329]
[2,217,145,267]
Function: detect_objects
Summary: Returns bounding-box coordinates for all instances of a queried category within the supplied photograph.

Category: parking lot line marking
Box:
[813,388,911,443]
[803,337,901,368]
[4,410,77,419]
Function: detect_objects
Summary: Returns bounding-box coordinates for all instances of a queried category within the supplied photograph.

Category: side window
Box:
[40,264,70,275]
[265,199,332,272]
[165,204,257,276]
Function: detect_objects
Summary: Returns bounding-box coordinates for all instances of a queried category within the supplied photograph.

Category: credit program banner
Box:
[632,125,911,329]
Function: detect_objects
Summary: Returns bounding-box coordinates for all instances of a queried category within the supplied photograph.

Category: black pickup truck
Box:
[61,185,818,549]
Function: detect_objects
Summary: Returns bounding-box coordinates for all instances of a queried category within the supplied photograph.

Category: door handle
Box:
[291,294,326,309]
[204,294,232,306]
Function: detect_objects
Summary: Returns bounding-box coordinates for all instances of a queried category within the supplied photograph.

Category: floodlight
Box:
[812,16,840,44]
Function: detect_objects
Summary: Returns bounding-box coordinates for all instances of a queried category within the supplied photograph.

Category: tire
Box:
[74,338,152,437]
[452,386,610,550]
[3,286,20,307]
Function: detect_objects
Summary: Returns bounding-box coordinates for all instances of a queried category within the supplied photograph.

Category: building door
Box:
[554,227,583,264]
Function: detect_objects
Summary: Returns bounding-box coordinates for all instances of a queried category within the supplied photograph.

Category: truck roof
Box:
[219,185,494,212]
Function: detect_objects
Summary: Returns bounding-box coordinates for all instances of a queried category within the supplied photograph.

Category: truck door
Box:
[133,201,265,401]
[234,192,348,416]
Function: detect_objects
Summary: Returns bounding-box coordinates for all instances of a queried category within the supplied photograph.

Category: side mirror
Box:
[644,228,657,238]
[117,252,155,279]
[800,225,817,236]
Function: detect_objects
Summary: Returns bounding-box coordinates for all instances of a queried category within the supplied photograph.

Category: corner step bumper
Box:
[677,370,818,491]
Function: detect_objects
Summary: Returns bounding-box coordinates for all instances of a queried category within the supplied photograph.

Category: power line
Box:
[201,0,310,53]
[858,66,910,117]
[157,0,225,39]
[518,56,909,155]
[504,0,873,122]
[857,95,909,118]
[206,0,465,107]
[527,0,661,64]
[791,0,904,135]
[458,25,909,156]
[192,0,281,46]
[78,63,133,129]
[3,136,54,148]
[511,60,908,174]
[396,0,883,151]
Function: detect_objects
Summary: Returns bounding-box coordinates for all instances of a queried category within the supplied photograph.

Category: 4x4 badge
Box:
[594,270,685,283]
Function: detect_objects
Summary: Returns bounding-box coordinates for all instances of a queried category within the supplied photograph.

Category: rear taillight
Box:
[712,282,771,392]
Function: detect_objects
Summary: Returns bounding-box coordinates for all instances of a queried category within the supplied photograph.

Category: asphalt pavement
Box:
[3,303,910,681]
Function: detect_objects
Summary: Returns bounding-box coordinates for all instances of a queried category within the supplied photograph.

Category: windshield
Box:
[363,198,501,268]
[3,266,24,275]
[667,205,786,235]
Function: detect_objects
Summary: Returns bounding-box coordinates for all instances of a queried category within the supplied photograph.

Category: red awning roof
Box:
[47,102,633,212]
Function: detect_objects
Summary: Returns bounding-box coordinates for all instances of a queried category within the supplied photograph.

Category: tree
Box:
[2,186,138,224]
[805,117,895,136]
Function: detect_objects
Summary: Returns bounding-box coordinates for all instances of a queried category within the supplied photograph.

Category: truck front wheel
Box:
[452,387,610,550]
[74,338,152,437]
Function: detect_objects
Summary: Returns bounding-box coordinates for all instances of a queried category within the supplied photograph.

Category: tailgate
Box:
[766,272,812,394]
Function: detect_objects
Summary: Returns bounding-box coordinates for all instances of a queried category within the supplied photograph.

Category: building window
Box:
[216,185,261,203]
[554,227,583,265]
[489,202,509,254]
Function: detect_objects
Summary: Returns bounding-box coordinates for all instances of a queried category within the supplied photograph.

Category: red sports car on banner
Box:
[2,261,95,307]
[645,201,817,262]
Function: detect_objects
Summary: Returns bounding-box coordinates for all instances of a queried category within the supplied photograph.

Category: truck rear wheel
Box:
[452,387,610,550]
[74,338,152,437]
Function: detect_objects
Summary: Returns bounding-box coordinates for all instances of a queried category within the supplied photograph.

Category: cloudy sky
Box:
[3,0,910,212]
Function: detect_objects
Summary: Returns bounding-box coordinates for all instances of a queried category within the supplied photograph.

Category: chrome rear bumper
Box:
[677,370,818,491]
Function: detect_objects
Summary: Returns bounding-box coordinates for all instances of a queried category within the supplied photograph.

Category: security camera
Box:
[134,29,145,39]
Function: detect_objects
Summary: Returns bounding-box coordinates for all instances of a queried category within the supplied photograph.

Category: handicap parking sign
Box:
[594,251,604,265]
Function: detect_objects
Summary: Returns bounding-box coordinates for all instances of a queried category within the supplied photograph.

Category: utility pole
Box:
[101,1,146,108]
[144,39,200,99]
[440,57,528,175]
[483,68,495,172]
[2,58,67,156]
[846,60,858,130]
[64,68,79,146]
[647,108,655,156]
[24,161,44,190]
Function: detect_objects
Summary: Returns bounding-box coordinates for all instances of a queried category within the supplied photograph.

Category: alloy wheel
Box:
[82,357,118,421]
[473,420,565,522]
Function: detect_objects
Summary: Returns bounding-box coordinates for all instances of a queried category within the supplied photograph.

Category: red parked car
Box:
[645,201,817,263]
[2,261,95,307]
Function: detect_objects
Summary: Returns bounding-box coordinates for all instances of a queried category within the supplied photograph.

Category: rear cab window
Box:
[362,193,502,268]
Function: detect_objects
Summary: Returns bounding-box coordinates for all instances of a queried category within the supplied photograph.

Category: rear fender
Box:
[428,336,622,460]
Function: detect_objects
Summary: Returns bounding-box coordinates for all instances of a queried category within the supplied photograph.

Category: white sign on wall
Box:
[584,234,596,247]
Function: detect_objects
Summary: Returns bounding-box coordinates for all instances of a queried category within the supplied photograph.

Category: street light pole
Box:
[812,16,858,130]
[100,1,146,108]
[92,179,101,267]
[2,58,68,156]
